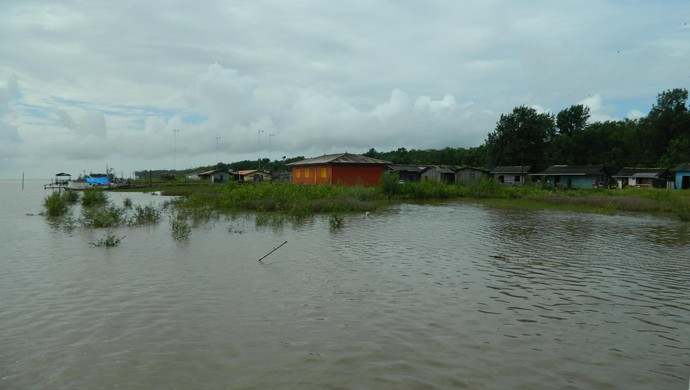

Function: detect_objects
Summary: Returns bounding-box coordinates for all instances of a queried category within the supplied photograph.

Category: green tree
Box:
[484,105,555,167]
[556,104,590,136]
[641,88,690,165]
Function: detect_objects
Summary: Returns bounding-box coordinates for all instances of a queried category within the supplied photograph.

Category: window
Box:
[304,168,310,179]
[295,169,301,179]
[321,167,327,179]
[514,175,521,182]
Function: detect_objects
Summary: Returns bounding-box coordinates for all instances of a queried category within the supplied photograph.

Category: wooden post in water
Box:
[258,241,288,262]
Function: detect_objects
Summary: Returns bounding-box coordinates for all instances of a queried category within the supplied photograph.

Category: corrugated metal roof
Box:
[631,172,663,179]
[672,163,690,172]
[198,169,230,176]
[612,167,666,178]
[423,166,455,174]
[533,165,604,176]
[386,164,424,172]
[287,153,391,166]
[235,170,259,176]
[457,166,490,173]
[490,166,532,174]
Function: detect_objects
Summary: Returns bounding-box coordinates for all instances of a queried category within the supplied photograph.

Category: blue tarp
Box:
[85,176,110,185]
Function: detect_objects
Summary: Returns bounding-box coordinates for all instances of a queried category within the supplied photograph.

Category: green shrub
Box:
[379,172,400,200]
[81,204,125,228]
[64,190,80,204]
[329,214,344,229]
[130,204,161,225]
[43,191,69,217]
[82,188,108,207]
[171,217,191,240]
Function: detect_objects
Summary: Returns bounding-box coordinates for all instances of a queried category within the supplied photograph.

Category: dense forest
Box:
[137,88,689,179]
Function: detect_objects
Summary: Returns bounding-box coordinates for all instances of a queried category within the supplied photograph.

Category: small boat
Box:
[69,173,112,190]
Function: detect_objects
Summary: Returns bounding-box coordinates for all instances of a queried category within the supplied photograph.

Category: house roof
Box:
[287,152,391,166]
[235,169,260,176]
[672,163,690,172]
[198,169,230,176]
[612,167,667,178]
[490,166,532,174]
[533,165,604,176]
[632,172,664,179]
[422,166,456,174]
[386,164,424,173]
[456,166,490,173]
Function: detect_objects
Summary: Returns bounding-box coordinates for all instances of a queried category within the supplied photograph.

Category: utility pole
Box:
[172,129,180,177]
[257,130,264,170]
[269,134,275,166]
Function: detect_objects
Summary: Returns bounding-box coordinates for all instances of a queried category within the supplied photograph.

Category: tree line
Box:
[365,88,690,173]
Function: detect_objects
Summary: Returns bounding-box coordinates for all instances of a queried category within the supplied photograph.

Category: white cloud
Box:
[55,110,107,138]
[577,94,615,122]
[1,0,689,177]
[0,75,22,171]
[626,109,645,120]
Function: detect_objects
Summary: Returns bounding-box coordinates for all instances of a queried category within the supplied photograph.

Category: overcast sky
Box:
[1,0,689,179]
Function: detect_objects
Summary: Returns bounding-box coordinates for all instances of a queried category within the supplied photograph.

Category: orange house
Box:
[287,153,391,186]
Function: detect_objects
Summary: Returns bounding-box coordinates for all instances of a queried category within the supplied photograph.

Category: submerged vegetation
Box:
[43,189,164,233]
[42,176,690,249]
[90,231,125,247]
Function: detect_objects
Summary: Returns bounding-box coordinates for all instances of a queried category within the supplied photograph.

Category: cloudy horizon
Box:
[1,1,689,179]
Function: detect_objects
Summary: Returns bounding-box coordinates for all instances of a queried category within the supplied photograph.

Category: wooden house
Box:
[611,168,669,189]
[198,169,232,183]
[420,166,457,184]
[234,170,271,183]
[672,163,690,189]
[490,166,532,186]
[455,167,490,185]
[287,153,391,186]
[533,165,607,189]
[385,164,423,182]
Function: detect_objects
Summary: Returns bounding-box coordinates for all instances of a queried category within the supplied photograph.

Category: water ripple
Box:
[1,188,689,389]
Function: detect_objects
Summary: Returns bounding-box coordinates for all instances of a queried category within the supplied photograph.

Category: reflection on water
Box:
[1,181,689,389]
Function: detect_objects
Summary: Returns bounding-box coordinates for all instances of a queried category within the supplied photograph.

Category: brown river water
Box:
[1,180,689,389]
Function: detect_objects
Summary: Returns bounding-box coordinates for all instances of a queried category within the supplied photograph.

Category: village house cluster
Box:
[189,153,690,190]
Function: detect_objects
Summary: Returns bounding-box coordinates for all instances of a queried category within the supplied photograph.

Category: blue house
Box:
[533,165,607,189]
[672,163,690,189]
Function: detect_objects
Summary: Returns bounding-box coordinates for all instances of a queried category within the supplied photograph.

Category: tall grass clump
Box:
[397,180,460,199]
[177,182,382,217]
[463,178,503,199]
[81,188,108,207]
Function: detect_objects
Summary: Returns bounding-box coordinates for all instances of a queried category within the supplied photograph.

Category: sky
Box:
[1,0,689,179]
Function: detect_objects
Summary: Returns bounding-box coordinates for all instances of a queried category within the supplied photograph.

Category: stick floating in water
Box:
[258,240,288,262]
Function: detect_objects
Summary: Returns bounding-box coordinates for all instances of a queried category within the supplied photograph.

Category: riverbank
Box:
[111,179,690,221]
